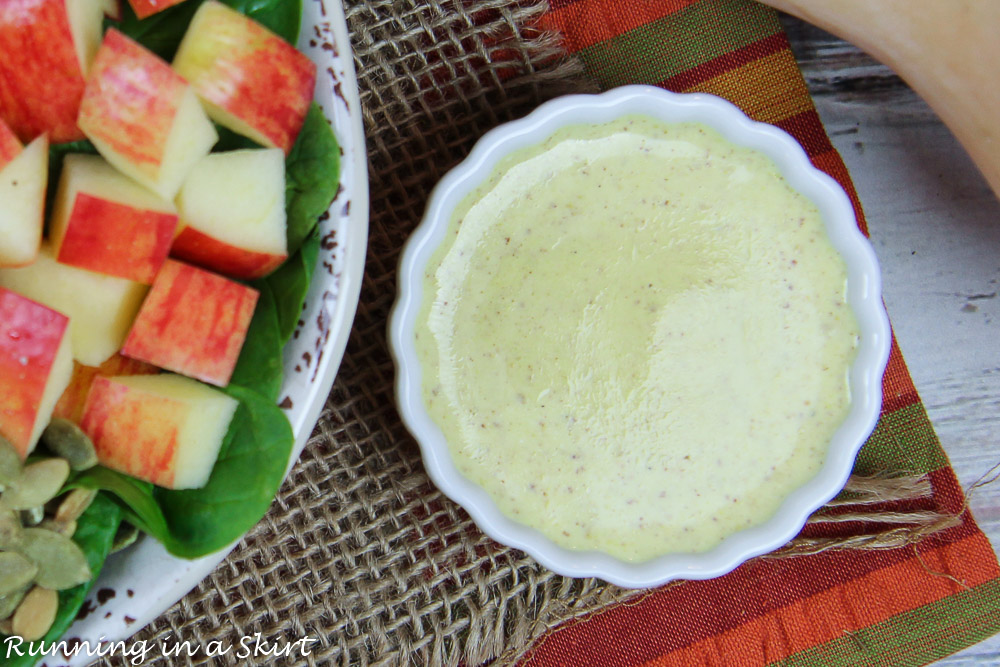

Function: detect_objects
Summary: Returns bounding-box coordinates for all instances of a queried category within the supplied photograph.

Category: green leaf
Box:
[112,0,301,61]
[66,467,172,546]
[230,284,284,400]
[285,103,341,254]
[263,225,321,343]
[1,493,122,667]
[153,384,293,558]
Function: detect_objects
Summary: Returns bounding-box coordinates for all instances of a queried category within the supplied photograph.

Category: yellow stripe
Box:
[683,50,813,125]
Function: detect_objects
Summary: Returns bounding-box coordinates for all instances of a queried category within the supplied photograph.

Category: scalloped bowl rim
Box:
[389,85,891,588]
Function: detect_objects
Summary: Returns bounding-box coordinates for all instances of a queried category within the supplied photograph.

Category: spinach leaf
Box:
[65,467,172,546]
[263,225,320,344]
[285,103,341,255]
[230,285,284,400]
[113,0,301,61]
[63,385,293,559]
[1,494,122,667]
[152,384,293,558]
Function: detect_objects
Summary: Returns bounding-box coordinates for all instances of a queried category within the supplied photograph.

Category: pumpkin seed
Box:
[40,419,98,470]
[111,522,140,554]
[11,586,57,641]
[1,459,70,510]
[19,506,43,526]
[0,436,20,487]
[55,488,97,524]
[0,553,37,597]
[0,585,29,621]
[17,528,91,590]
[0,508,22,548]
[39,518,77,538]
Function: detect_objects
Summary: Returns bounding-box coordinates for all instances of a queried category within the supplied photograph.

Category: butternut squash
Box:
[761,0,1000,199]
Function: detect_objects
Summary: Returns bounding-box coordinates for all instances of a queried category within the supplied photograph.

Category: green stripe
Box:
[576,0,781,89]
[852,403,948,476]
[772,577,1000,666]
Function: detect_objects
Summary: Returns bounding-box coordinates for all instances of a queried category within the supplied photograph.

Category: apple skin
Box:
[122,259,258,387]
[56,194,178,284]
[52,354,158,424]
[0,0,101,143]
[80,373,237,489]
[78,29,217,200]
[172,0,316,153]
[0,287,73,459]
[171,227,285,280]
[51,155,178,284]
[0,117,21,169]
[127,0,188,19]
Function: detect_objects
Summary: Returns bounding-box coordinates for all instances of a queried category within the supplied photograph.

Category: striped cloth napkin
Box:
[521,0,1000,664]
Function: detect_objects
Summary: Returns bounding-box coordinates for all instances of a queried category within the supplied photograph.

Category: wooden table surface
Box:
[783,16,1000,665]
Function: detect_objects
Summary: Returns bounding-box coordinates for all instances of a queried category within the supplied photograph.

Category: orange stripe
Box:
[539,0,699,53]
[638,532,999,667]
[681,50,813,125]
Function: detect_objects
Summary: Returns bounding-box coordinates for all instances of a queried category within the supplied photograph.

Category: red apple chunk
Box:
[172,148,287,280]
[0,244,149,366]
[172,0,316,154]
[0,135,49,268]
[0,287,73,459]
[53,354,159,424]
[122,259,258,387]
[0,0,104,143]
[78,29,217,200]
[80,374,237,489]
[127,0,189,19]
[50,154,178,283]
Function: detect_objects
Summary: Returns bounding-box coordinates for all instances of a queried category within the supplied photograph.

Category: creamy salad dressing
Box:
[415,116,859,561]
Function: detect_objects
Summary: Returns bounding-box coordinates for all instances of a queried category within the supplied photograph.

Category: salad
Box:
[0,0,340,657]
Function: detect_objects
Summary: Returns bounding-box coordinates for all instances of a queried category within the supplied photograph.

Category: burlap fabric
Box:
[108,3,636,665]
[102,2,957,665]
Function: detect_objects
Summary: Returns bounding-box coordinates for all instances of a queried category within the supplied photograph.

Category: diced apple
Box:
[0,244,148,366]
[53,354,158,424]
[102,0,122,20]
[0,135,48,268]
[122,260,258,387]
[50,154,178,283]
[0,287,73,459]
[78,29,218,200]
[80,374,237,489]
[172,1,316,154]
[172,149,287,280]
[0,117,21,170]
[0,0,104,143]
[127,0,188,19]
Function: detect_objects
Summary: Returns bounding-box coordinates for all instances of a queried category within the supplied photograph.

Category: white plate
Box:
[48,1,368,661]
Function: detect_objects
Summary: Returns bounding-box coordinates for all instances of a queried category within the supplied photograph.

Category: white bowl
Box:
[389,84,891,588]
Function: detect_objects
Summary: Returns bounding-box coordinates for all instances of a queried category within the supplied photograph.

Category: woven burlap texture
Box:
[107,3,631,666]
[103,2,952,665]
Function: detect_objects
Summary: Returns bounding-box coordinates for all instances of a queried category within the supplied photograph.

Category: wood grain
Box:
[783,15,1000,664]
[766,0,1000,200]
